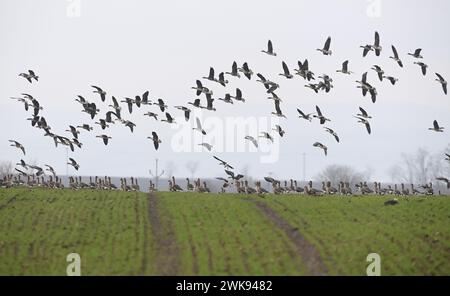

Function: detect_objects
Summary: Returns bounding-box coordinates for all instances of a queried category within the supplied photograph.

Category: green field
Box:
[0,188,449,275]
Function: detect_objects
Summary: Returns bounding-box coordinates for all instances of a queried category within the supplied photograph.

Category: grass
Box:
[0,188,449,275]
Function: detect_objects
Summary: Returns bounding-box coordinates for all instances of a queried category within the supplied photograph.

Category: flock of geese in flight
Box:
[4,31,449,191]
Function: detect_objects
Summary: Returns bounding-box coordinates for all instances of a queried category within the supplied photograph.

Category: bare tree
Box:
[185,161,199,178]
[314,164,369,185]
[0,161,13,178]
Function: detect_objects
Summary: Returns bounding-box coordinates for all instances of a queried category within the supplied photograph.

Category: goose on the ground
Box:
[383,76,398,85]
[174,106,191,121]
[147,131,161,150]
[259,132,274,143]
[408,48,423,59]
[273,125,285,137]
[9,140,26,155]
[428,120,444,132]
[244,136,258,148]
[313,142,328,156]
[261,40,277,56]
[96,134,112,145]
[238,62,253,80]
[414,62,428,76]
[91,85,106,102]
[279,61,293,79]
[193,117,206,135]
[271,100,286,118]
[316,36,332,55]
[435,73,447,95]
[389,45,403,67]
[297,108,314,122]
[143,111,158,120]
[324,127,339,142]
[230,88,245,102]
[313,105,330,124]
[198,143,213,151]
[336,60,353,74]
[213,156,234,170]
[68,158,80,171]
[357,107,372,119]
[354,116,372,134]
[19,70,38,83]
[371,65,384,81]
[225,61,240,78]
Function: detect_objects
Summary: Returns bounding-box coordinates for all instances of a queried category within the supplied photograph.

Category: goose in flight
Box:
[273,125,285,137]
[45,164,56,177]
[9,140,26,155]
[408,48,423,59]
[225,170,244,181]
[29,165,44,177]
[217,72,228,87]
[256,73,279,90]
[354,116,372,134]
[267,92,282,102]
[436,177,450,189]
[336,60,353,74]
[174,106,191,121]
[414,62,428,76]
[324,127,339,143]
[72,138,83,149]
[389,45,403,67]
[297,108,314,122]
[428,120,444,132]
[16,159,27,169]
[66,125,80,139]
[15,168,27,176]
[147,131,161,150]
[225,61,241,78]
[271,100,286,118]
[188,98,203,109]
[193,117,206,135]
[105,111,121,123]
[317,74,333,92]
[10,96,30,111]
[218,94,234,104]
[121,119,136,132]
[19,70,39,83]
[191,80,213,96]
[370,31,382,56]
[108,96,122,115]
[96,135,112,145]
[68,158,80,171]
[213,156,234,170]
[143,112,158,121]
[313,142,328,156]
[230,88,245,102]
[244,136,258,148]
[305,83,319,93]
[313,105,330,124]
[445,153,450,162]
[95,119,110,130]
[154,98,168,112]
[137,91,151,105]
[317,36,332,55]
[198,143,213,151]
[357,107,372,119]
[205,94,216,111]
[161,112,176,124]
[121,97,135,114]
[202,67,216,82]
[259,132,274,143]
[371,65,384,81]
[75,95,90,107]
[383,76,398,85]
[91,85,106,102]
[435,73,447,95]
[360,44,374,57]
[295,59,315,81]
[82,102,99,119]
[261,40,277,56]
[238,62,253,80]
[279,61,293,79]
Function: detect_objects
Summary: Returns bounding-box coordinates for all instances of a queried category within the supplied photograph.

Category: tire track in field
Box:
[249,199,328,276]
[147,192,181,275]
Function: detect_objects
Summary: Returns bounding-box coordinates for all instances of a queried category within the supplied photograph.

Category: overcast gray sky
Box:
[1,0,449,181]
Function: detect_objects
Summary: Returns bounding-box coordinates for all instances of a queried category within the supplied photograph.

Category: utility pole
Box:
[149,158,164,190]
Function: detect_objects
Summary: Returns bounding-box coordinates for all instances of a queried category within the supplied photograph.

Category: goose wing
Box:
[391,45,399,58]
[282,61,290,75]
[268,40,273,53]
[323,36,331,50]
[359,107,368,117]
